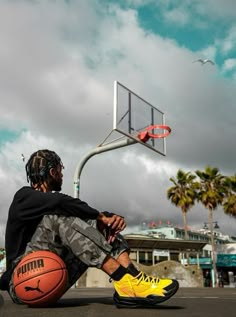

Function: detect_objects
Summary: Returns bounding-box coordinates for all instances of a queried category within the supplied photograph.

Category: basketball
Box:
[13,250,68,307]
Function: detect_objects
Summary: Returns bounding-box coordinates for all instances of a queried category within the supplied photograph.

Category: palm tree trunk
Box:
[182,210,188,240]
[209,208,217,287]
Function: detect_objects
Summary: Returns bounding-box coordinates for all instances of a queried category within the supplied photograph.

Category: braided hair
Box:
[25,149,63,189]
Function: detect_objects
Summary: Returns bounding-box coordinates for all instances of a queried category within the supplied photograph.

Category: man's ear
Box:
[49,167,56,178]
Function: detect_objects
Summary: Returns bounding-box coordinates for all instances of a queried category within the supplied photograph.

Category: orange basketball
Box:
[13,250,68,307]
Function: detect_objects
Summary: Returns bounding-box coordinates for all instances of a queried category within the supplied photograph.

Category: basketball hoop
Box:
[137,125,171,143]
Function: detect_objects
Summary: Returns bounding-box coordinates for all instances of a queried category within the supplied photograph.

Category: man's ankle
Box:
[110,265,127,281]
[126,263,140,277]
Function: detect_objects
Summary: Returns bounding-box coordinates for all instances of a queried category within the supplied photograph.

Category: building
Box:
[0,249,6,277]
[123,222,236,287]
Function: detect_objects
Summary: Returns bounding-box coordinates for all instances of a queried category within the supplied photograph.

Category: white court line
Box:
[179,296,219,299]
[179,297,201,298]
[179,296,235,299]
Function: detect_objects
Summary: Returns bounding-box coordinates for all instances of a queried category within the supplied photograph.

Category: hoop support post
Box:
[73,137,136,198]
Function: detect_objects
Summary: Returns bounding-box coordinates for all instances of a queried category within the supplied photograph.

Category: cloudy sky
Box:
[0,0,236,245]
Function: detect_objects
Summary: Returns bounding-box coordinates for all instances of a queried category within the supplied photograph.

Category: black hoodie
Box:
[0,186,100,291]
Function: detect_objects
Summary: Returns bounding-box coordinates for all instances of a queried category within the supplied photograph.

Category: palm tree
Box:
[223,175,236,217]
[195,166,227,287]
[167,169,198,240]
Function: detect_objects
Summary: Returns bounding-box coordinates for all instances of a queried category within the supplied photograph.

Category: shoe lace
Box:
[136,272,160,284]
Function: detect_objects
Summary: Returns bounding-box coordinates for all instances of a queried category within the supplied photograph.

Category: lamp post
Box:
[203,221,220,287]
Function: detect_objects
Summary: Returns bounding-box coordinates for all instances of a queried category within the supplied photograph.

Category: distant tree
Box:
[167,169,198,240]
[0,247,5,261]
[195,166,227,287]
[223,175,236,217]
[195,166,227,218]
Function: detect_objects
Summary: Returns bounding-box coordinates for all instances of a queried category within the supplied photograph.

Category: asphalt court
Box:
[1,287,236,317]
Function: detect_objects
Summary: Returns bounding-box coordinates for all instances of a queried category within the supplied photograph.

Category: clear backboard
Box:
[113,81,168,156]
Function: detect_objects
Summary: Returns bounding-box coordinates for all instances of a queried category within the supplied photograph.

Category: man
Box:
[0,149,179,307]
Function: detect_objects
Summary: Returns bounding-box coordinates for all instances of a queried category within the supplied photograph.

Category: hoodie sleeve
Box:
[14,187,100,221]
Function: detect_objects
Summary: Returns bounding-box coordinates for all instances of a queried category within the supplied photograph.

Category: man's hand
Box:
[97,212,126,243]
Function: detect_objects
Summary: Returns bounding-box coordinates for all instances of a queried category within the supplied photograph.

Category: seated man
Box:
[0,149,179,308]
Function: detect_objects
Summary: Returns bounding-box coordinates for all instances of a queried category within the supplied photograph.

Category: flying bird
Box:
[21,154,25,162]
[193,59,215,65]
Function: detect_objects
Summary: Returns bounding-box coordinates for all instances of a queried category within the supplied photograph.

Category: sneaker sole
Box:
[113,280,179,308]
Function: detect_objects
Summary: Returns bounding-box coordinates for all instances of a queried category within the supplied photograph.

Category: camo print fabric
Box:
[9,214,129,304]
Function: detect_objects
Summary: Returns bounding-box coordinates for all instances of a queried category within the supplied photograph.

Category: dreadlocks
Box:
[25,149,63,189]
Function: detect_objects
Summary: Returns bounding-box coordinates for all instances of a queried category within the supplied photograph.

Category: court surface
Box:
[1,287,236,317]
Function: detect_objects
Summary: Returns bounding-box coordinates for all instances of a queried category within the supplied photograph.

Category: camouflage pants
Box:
[9,214,129,304]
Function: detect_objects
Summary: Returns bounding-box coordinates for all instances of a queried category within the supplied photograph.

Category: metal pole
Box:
[209,210,217,287]
[73,137,137,198]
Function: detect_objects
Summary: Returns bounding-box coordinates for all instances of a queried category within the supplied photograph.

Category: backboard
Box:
[113,81,168,156]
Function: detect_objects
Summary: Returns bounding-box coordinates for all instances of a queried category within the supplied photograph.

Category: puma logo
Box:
[24,280,44,293]
[17,259,44,277]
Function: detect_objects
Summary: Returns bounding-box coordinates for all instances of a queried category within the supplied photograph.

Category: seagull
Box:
[21,154,25,162]
[193,59,215,65]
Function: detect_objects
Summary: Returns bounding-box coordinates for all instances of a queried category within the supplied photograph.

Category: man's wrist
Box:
[102,211,115,218]
[97,211,114,221]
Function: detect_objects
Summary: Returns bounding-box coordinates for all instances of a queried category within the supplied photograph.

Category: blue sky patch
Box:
[0,129,21,147]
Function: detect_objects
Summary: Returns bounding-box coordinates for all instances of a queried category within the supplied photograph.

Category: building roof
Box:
[124,234,207,251]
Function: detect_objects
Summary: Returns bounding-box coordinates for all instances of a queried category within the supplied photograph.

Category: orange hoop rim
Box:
[145,125,171,138]
[137,125,171,142]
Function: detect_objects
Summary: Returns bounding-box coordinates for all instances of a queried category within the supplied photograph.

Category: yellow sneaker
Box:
[113,272,179,308]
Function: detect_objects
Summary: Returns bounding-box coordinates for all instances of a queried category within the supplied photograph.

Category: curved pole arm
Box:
[73,138,136,198]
